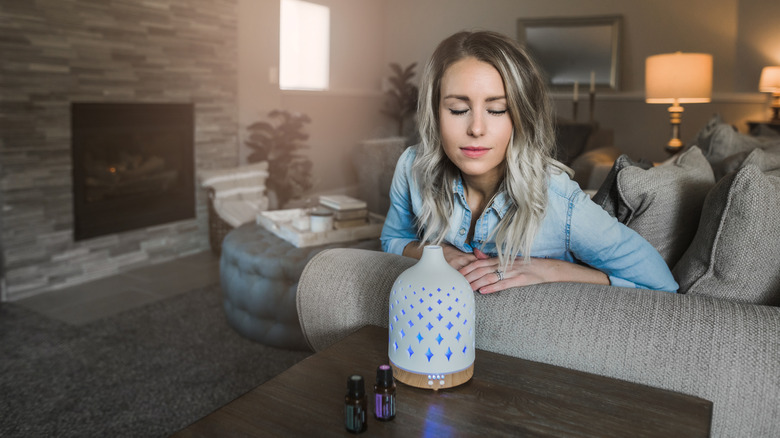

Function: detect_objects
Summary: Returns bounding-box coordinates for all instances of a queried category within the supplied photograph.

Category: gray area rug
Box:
[0,284,312,437]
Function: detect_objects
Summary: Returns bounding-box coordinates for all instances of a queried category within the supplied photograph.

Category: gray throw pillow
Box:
[715,143,780,180]
[693,114,780,172]
[740,145,780,172]
[615,147,715,268]
[672,165,780,306]
[592,154,653,221]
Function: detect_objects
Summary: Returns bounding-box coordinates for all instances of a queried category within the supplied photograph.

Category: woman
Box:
[380,30,678,294]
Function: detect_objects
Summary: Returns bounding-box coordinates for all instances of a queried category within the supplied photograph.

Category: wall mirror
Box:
[517,15,622,91]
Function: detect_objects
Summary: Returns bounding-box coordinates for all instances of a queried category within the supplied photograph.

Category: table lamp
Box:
[759,66,780,122]
[646,52,713,154]
[388,245,475,390]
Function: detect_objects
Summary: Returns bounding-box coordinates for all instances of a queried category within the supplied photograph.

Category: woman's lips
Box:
[460,146,490,158]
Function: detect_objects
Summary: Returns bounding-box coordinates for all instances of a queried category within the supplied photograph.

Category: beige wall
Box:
[383,0,749,94]
[237,0,388,196]
[239,0,780,191]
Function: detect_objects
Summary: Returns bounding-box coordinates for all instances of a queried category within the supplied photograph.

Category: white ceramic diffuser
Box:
[388,245,476,390]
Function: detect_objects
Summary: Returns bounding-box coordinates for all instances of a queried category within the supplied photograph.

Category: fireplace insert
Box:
[71,102,195,240]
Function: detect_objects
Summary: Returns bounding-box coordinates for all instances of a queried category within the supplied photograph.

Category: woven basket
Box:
[207,188,235,255]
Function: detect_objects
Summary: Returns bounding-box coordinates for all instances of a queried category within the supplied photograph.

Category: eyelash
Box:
[448,109,507,116]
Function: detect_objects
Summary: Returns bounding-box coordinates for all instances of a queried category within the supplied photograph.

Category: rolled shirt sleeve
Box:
[567,185,679,293]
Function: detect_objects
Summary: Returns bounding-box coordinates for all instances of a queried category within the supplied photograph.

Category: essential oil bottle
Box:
[345,374,367,433]
[374,364,396,421]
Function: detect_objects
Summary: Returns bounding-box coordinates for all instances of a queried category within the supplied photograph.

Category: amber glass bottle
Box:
[345,374,367,433]
[374,365,396,421]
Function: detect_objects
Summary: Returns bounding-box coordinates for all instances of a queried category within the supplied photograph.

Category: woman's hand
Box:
[441,243,479,270]
[459,253,609,294]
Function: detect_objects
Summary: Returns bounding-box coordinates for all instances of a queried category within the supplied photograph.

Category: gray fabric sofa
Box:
[296,116,780,437]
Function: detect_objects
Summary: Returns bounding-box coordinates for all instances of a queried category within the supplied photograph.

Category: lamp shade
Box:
[759,66,780,93]
[645,52,713,104]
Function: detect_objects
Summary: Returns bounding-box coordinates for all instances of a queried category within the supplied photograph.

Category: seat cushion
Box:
[673,165,780,305]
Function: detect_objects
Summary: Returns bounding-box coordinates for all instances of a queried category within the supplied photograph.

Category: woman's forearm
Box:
[402,241,423,259]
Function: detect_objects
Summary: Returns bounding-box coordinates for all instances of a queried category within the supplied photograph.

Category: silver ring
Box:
[494,269,504,281]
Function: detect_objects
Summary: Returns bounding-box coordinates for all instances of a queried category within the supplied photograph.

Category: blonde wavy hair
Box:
[413,30,568,269]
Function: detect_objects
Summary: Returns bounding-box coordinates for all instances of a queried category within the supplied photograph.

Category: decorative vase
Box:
[388,245,476,390]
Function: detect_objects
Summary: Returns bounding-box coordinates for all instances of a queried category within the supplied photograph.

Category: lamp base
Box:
[771,105,780,123]
[390,360,474,391]
[666,140,684,154]
[666,104,684,155]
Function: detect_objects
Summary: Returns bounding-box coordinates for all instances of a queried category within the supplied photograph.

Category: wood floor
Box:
[15,251,220,325]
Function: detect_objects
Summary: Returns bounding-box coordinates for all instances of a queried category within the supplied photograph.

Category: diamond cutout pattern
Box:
[389,281,475,371]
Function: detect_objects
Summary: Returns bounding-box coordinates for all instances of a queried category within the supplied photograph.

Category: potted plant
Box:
[245,110,314,209]
[381,62,419,139]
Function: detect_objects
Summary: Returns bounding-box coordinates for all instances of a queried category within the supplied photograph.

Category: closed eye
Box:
[449,109,468,116]
[488,109,507,116]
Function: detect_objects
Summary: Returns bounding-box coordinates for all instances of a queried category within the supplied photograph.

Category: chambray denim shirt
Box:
[381,147,678,292]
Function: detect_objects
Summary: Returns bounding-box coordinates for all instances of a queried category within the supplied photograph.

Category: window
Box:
[279,0,330,91]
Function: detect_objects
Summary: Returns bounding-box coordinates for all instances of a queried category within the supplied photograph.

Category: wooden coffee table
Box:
[173,325,712,437]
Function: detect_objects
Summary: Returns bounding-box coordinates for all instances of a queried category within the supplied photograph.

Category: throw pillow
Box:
[615,146,715,268]
[672,165,780,306]
[740,145,780,173]
[692,114,780,172]
[713,142,780,180]
[591,154,653,221]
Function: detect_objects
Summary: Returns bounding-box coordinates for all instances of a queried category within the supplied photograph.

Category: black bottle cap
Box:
[376,364,394,386]
[347,374,365,397]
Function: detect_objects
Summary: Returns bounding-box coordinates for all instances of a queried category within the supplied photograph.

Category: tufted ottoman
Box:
[220,222,381,350]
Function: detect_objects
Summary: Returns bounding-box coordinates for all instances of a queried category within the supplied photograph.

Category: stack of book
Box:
[319,195,369,229]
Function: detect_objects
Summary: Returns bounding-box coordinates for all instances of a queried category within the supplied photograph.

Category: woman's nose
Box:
[467,113,485,137]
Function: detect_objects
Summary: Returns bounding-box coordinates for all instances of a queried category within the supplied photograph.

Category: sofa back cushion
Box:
[600,147,715,268]
[673,165,780,306]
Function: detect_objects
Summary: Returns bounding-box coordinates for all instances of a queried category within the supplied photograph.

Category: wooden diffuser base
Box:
[390,360,473,390]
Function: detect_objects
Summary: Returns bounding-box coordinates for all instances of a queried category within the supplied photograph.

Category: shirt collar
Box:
[451,175,511,218]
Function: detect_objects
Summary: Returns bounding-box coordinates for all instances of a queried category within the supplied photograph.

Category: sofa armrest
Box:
[297,248,780,437]
[297,248,414,351]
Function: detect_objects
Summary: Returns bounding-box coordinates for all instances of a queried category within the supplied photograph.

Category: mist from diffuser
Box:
[388,245,475,390]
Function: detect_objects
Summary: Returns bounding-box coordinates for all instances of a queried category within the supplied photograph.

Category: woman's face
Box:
[439,57,513,184]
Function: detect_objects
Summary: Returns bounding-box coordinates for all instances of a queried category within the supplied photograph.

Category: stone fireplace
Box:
[0,0,239,301]
[71,103,195,240]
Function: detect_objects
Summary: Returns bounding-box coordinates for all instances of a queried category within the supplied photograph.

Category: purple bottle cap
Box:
[376,365,394,386]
